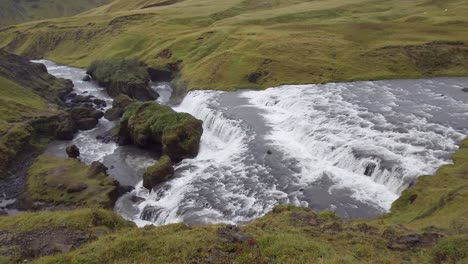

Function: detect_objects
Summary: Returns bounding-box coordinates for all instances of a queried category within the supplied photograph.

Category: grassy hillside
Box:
[1,0,468,91]
[0,49,72,177]
[0,0,111,27]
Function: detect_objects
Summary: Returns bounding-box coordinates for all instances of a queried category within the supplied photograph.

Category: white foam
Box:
[241,82,465,210]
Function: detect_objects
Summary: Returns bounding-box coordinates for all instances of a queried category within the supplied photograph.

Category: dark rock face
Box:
[87,161,108,177]
[104,108,124,121]
[76,118,98,131]
[143,155,174,191]
[66,145,80,159]
[69,107,103,131]
[462,88,468,92]
[147,67,174,82]
[56,115,78,140]
[118,102,203,162]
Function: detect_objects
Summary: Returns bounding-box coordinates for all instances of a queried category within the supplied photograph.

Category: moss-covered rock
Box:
[87,59,158,101]
[26,154,119,209]
[143,155,174,191]
[118,102,202,162]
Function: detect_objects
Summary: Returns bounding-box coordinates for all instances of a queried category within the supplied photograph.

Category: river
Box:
[37,60,468,227]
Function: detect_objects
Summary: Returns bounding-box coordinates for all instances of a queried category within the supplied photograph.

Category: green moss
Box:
[87,59,149,87]
[384,138,468,233]
[27,154,118,208]
[120,102,202,161]
[143,155,174,190]
[431,237,468,264]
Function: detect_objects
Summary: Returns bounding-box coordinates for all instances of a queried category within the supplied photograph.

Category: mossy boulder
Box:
[26,154,119,209]
[118,102,203,162]
[87,59,159,101]
[143,155,174,191]
[104,94,135,121]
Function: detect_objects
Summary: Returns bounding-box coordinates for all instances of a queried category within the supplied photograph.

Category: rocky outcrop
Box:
[143,155,174,190]
[26,154,119,209]
[0,49,73,103]
[86,59,159,101]
[66,145,80,159]
[104,94,134,121]
[117,102,203,162]
[69,106,104,131]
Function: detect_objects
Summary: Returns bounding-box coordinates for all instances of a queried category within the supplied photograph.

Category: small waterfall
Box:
[242,81,466,196]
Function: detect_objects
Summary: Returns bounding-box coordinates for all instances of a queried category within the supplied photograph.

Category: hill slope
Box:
[0,0,111,27]
[1,0,468,91]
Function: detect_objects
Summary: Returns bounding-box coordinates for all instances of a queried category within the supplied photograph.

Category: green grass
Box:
[1,0,468,91]
[27,154,119,209]
[0,0,112,27]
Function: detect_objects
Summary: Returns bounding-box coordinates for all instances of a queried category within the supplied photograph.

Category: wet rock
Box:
[93,98,107,108]
[56,116,77,140]
[71,95,93,104]
[104,108,124,121]
[364,162,377,176]
[66,145,80,158]
[67,182,88,193]
[143,155,174,191]
[462,87,468,92]
[130,195,145,203]
[87,161,108,177]
[217,225,254,244]
[70,107,103,131]
[76,118,98,131]
[267,150,273,155]
[82,75,91,82]
[147,67,174,82]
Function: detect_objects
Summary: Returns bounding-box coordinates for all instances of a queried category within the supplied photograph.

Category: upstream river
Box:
[38,60,468,227]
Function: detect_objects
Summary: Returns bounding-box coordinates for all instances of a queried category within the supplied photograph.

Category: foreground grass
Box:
[1,0,468,91]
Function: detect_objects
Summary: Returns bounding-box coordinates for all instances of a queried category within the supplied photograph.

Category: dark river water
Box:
[37,60,468,227]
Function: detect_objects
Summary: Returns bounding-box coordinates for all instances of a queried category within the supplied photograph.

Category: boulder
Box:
[462,87,468,92]
[70,107,103,131]
[82,75,92,82]
[66,145,80,159]
[104,108,124,121]
[143,155,174,191]
[76,118,98,131]
[93,98,107,108]
[55,115,77,140]
[87,59,159,101]
[113,94,135,109]
[118,102,203,162]
[87,161,108,177]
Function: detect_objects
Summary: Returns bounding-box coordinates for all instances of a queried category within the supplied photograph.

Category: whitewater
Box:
[38,60,468,227]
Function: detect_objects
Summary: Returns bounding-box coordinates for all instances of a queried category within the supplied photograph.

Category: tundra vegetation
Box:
[0,0,467,263]
[1,0,468,92]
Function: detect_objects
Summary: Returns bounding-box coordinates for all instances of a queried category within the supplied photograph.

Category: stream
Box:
[38,60,468,227]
